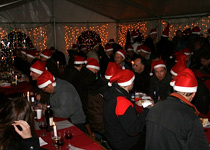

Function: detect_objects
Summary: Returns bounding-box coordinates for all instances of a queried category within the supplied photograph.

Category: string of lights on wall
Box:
[64,24,108,50]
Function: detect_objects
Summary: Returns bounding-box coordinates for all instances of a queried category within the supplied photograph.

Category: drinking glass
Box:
[64,129,73,148]
[39,121,47,136]
[51,131,61,147]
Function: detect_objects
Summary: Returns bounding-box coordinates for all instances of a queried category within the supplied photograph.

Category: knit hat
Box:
[170,54,187,76]
[192,26,201,35]
[40,49,52,59]
[150,28,157,35]
[86,58,100,70]
[108,39,115,44]
[104,44,113,52]
[105,62,122,80]
[136,45,151,54]
[72,44,78,50]
[109,69,135,87]
[74,55,86,64]
[162,23,170,37]
[30,60,46,75]
[150,59,166,76]
[116,49,126,59]
[37,70,56,89]
[79,45,87,51]
[170,68,197,93]
[181,48,192,56]
[127,45,134,51]
[26,50,37,59]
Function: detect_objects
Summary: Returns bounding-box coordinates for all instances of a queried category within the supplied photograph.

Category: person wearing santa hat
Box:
[87,41,100,63]
[114,49,131,70]
[108,38,122,54]
[40,49,59,77]
[146,68,209,150]
[99,44,114,77]
[37,70,86,130]
[26,50,38,65]
[156,23,174,62]
[103,69,150,150]
[136,45,152,66]
[144,28,157,59]
[148,59,172,101]
[125,45,139,68]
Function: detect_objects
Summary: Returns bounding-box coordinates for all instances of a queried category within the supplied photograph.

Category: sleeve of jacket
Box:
[187,119,209,150]
[23,136,40,150]
[116,97,149,136]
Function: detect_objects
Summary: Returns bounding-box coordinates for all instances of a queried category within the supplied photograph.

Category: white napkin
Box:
[69,144,85,150]
[141,96,152,100]
[39,137,48,146]
[142,100,153,108]
[56,120,74,130]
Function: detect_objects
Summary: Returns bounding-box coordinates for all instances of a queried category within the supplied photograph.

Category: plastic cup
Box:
[36,109,42,119]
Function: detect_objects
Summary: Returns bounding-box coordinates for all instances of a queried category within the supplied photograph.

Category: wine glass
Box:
[39,121,47,136]
[64,129,73,148]
[51,131,61,147]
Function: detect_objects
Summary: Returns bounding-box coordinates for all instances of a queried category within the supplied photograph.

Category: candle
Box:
[15,75,17,85]
[27,91,30,102]
[57,61,59,68]
[53,122,57,137]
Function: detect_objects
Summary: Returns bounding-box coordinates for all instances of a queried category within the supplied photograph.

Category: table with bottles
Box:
[35,117,105,150]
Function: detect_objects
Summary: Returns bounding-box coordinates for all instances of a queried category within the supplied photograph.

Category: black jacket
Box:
[103,84,149,150]
[146,95,209,150]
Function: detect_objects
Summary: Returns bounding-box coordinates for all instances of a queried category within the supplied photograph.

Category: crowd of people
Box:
[1,25,210,150]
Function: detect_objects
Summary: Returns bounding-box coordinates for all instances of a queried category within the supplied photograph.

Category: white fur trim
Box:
[81,47,87,51]
[170,70,177,76]
[26,54,35,59]
[52,82,56,87]
[192,32,200,35]
[30,67,43,75]
[140,49,151,54]
[93,44,99,50]
[105,48,113,52]
[184,52,190,56]
[116,51,125,59]
[127,48,133,51]
[154,64,166,69]
[150,31,157,35]
[132,35,138,38]
[149,73,153,76]
[173,85,197,92]
[40,53,51,59]
[105,75,112,80]
[86,65,100,70]
[21,51,26,55]
[109,41,115,44]
[161,34,168,37]
[118,76,135,87]
[108,82,112,87]
[38,80,52,88]
[74,61,85,64]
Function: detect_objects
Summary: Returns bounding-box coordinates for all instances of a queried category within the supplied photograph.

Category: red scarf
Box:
[170,92,200,116]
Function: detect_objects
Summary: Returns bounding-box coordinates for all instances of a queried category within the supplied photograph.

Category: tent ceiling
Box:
[1,0,210,22]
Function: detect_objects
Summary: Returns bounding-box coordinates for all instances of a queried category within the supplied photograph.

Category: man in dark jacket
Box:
[103,69,150,150]
[146,68,209,150]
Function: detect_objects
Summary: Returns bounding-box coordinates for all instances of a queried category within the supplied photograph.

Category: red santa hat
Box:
[30,60,46,75]
[136,45,151,54]
[162,23,170,37]
[72,44,78,50]
[105,62,122,80]
[26,50,38,59]
[74,55,86,64]
[127,45,134,51]
[108,39,115,44]
[131,31,138,38]
[109,69,135,87]
[170,68,197,92]
[116,49,126,59]
[181,48,192,56]
[150,28,157,35]
[86,58,100,70]
[79,45,87,51]
[37,70,56,89]
[170,54,187,76]
[40,49,52,59]
[92,41,100,50]
[104,44,113,52]
[150,59,166,76]
[192,26,201,35]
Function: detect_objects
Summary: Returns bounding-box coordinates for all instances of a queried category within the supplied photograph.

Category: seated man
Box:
[146,68,209,150]
[37,70,86,130]
[103,69,150,150]
[148,59,172,100]
[114,49,131,70]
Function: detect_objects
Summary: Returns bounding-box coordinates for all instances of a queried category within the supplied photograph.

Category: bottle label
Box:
[49,117,53,126]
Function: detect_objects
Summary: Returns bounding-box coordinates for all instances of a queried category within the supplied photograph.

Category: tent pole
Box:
[52,0,56,48]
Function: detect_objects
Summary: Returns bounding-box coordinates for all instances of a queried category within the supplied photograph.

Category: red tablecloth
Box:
[36,118,104,150]
[0,81,33,96]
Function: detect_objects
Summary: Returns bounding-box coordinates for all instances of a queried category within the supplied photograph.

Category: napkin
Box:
[39,137,48,146]
[69,144,85,150]
[141,96,152,100]
[142,100,153,108]
[56,120,74,130]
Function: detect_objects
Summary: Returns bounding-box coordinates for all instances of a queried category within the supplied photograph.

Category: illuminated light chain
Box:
[64,24,108,52]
